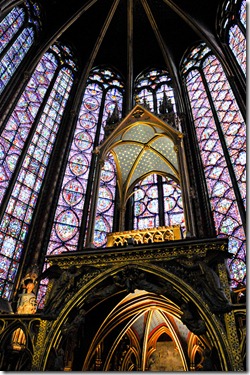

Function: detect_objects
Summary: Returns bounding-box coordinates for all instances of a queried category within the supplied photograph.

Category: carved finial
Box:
[142,96,150,110]
[104,103,120,138]
[135,95,140,104]
[159,90,168,114]
[132,108,144,118]
[166,97,174,113]
[106,102,120,126]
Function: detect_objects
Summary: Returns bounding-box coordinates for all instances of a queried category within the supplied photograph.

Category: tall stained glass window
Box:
[37,68,124,308]
[181,43,246,287]
[133,174,185,234]
[0,2,41,94]
[218,0,246,76]
[0,43,76,300]
[46,67,124,256]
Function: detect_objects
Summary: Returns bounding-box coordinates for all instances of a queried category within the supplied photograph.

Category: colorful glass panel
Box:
[228,24,246,75]
[0,7,25,53]
[156,84,175,114]
[45,82,102,256]
[46,68,124,257]
[94,155,117,247]
[134,175,160,230]
[163,177,185,233]
[136,88,154,110]
[0,52,57,205]
[0,27,35,94]
[203,55,246,207]
[0,48,75,299]
[221,0,246,76]
[133,174,185,233]
[37,68,124,308]
[134,69,175,113]
[0,4,40,93]
[102,87,123,140]
[239,0,246,28]
[184,51,246,287]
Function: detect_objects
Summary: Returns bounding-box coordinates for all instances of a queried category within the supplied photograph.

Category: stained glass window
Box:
[46,67,124,255]
[219,0,246,76]
[0,3,40,94]
[134,69,175,113]
[0,44,75,300]
[239,0,246,28]
[45,81,103,257]
[133,174,185,234]
[37,68,124,308]
[228,0,246,75]
[182,43,246,287]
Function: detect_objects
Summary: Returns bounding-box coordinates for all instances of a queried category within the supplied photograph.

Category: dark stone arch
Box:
[40,262,234,371]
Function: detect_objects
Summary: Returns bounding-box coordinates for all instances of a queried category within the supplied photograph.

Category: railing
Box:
[106,225,182,247]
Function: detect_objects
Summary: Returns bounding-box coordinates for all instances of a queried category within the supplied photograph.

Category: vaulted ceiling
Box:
[40,0,221,79]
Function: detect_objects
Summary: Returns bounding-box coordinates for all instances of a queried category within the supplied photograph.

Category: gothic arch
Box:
[36,262,234,371]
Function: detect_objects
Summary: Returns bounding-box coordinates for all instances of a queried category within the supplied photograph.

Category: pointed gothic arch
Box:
[33,255,235,371]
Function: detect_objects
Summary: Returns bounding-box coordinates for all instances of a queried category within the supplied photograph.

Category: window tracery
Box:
[134,69,175,113]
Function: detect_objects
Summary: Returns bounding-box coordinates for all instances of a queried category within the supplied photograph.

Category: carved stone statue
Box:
[85,266,171,304]
[53,348,65,371]
[197,261,232,313]
[16,279,37,314]
[180,303,206,335]
[61,309,86,368]
[177,257,232,313]
[12,278,37,349]
[113,266,168,294]
[38,264,99,314]
[61,309,86,340]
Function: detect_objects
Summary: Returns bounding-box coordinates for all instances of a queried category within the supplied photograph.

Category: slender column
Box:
[141,310,152,371]
[125,0,134,113]
[118,204,126,232]
[85,152,104,247]
[76,0,120,248]
[176,136,197,237]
